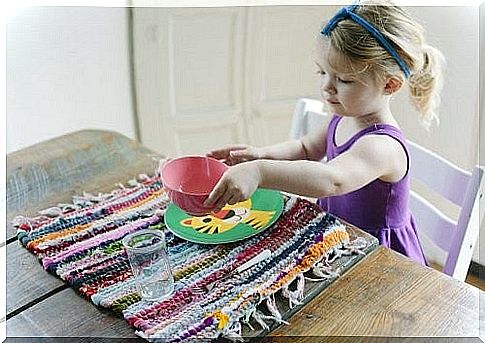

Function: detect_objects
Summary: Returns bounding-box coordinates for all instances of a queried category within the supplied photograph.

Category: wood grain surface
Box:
[270,246,481,338]
[6,288,141,340]
[6,242,65,314]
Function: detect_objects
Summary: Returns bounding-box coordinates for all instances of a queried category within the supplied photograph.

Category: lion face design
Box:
[181,199,275,234]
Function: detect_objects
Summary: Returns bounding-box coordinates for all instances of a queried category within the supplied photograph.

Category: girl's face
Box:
[315,42,389,118]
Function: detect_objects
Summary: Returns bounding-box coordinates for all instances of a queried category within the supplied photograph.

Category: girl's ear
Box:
[384,76,403,95]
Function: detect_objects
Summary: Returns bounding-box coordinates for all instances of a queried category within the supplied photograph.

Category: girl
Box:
[204,0,445,265]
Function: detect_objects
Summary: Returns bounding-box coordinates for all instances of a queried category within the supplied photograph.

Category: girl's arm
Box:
[205,134,406,209]
[259,121,328,161]
[207,120,328,164]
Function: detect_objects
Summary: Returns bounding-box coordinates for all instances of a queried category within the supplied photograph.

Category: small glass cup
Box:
[122,229,174,301]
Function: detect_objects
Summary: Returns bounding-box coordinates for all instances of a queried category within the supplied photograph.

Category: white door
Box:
[244,6,335,146]
[132,6,334,156]
[133,7,249,156]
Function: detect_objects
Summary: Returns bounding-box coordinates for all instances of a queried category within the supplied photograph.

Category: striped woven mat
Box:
[13,174,366,342]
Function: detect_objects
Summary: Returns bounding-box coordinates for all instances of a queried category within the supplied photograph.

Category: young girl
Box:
[204,0,444,266]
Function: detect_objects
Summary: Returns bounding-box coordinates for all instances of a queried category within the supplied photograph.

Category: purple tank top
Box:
[317,115,427,265]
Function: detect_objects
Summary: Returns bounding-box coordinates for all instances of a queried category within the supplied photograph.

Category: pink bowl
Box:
[160,155,228,216]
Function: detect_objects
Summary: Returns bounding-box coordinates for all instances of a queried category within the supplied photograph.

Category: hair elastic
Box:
[321,3,411,78]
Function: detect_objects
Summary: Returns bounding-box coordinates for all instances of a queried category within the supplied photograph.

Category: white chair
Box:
[290,98,485,282]
[289,98,329,141]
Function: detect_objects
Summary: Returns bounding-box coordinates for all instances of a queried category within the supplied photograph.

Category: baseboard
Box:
[468,261,485,279]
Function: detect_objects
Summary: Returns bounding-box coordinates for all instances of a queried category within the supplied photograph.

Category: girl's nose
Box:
[321,78,336,95]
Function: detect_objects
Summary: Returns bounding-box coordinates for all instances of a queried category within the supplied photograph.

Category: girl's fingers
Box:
[230,150,248,157]
[226,194,241,206]
[206,150,227,159]
[229,150,251,164]
[226,157,241,166]
[213,191,233,211]
[208,145,250,160]
[204,181,226,207]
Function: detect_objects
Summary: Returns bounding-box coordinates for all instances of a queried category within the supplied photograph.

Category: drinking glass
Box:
[122,229,174,301]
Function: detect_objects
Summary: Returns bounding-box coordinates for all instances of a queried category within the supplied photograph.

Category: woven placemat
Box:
[13,174,367,342]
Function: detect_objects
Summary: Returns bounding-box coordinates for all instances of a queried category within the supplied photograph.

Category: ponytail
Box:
[408,45,446,129]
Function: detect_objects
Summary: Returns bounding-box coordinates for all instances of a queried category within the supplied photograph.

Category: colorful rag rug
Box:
[13,174,365,342]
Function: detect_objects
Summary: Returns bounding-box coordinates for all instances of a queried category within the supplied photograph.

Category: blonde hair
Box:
[323,0,445,129]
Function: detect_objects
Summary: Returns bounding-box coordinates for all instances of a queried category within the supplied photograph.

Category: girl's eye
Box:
[337,77,353,84]
[315,70,326,75]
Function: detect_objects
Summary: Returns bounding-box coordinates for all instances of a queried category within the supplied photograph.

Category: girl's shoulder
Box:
[354,122,408,158]
[353,128,409,183]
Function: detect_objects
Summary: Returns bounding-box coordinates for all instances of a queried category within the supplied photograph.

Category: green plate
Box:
[164,188,284,244]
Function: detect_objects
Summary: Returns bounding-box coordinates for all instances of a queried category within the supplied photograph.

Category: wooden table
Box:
[6,130,483,341]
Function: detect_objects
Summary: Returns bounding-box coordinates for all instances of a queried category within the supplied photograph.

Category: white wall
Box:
[6,6,136,153]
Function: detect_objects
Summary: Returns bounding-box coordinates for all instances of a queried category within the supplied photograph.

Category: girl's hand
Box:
[207,144,261,166]
[204,161,261,211]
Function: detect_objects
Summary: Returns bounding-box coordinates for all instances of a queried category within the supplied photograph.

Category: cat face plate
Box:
[164,188,284,244]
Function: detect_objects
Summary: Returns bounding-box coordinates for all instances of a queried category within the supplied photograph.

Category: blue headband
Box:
[321,4,411,78]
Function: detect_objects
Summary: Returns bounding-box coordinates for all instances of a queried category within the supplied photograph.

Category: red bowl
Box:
[160,155,228,216]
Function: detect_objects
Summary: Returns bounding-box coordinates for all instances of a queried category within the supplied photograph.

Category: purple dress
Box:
[317,115,427,266]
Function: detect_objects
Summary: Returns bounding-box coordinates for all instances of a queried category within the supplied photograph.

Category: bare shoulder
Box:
[301,116,330,161]
[351,134,408,182]
[352,134,404,158]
